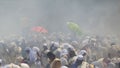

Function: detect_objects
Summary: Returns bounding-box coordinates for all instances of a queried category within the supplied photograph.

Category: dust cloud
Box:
[0,0,120,37]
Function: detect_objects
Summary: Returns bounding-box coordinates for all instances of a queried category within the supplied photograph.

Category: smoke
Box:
[0,0,120,37]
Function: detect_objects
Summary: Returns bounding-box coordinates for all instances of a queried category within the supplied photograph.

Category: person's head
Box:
[53,59,61,68]
[103,57,111,64]
[60,49,68,57]
[75,55,84,65]
[89,64,95,68]
[20,63,30,68]
[67,47,76,57]
[111,42,116,46]
[79,50,87,56]
[71,41,78,47]
[16,56,24,63]
[43,43,48,50]
[47,51,56,61]
[32,46,40,52]
[50,42,59,52]
[25,47,31,54]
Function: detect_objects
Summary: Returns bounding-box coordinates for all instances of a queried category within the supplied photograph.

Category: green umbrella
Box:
[67,22,82,35]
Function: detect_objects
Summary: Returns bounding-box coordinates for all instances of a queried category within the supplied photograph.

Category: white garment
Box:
[61,66,68,68]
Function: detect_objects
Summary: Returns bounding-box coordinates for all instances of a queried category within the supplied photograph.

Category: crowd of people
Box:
[0,32,119,68]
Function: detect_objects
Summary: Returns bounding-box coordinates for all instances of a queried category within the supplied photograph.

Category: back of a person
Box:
[108,62,116,68]
[78,61,89,68]
[20,63,30,68]
[3,63,21,68]
[115,62,120,68]
[50,58,61,68]
[29,49,37,64]
[91,60,103,68]
[89,64,95,68]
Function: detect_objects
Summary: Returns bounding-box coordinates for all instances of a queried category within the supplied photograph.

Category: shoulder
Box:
[80,61,89,68]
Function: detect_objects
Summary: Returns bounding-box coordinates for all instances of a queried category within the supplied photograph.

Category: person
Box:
[22,47,40,66]
[3,63,21,68]
[89,64,95,68]
[22,47,31,64]
[61,66,68,68]
[60,49,69,67]
[0,59,3,68]
[0,59,2,65]
[32,47,42,68]
[79,50,89,62]
[50,42,59,52]
[70,55,84,68]
[60,55,68,67]
[92,57,116,68]
[46,51,61,68]
[51,58,61,68]
[79,50,87,56]
[20,63,30,68]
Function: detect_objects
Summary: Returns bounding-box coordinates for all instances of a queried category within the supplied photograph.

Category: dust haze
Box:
[0,0,120,37]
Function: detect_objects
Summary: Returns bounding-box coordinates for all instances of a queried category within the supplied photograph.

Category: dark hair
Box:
[111,42,116,46]
[47,52,56,60]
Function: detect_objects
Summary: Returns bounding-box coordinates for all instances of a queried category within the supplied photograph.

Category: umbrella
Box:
[67,22,82,35]
[31,26,48,33]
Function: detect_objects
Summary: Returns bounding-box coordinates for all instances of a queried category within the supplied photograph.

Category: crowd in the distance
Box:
[0,32,119,68]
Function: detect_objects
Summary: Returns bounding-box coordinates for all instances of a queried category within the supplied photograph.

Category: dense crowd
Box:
[0,32,119,68]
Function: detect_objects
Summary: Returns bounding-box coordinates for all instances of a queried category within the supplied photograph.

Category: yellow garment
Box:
[78,61,89,68]
[50,58,61,68]
[89,64,94,68]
